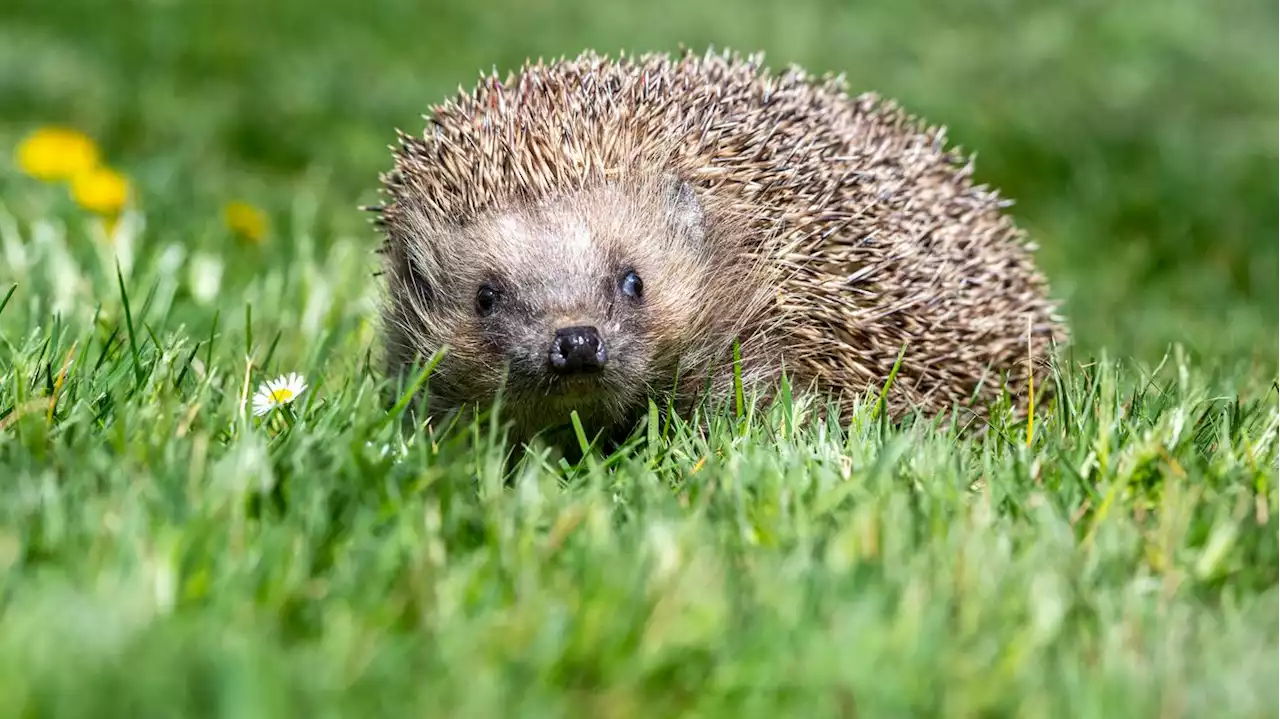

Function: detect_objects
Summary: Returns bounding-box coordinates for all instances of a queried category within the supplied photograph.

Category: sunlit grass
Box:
[0,152,1276,716]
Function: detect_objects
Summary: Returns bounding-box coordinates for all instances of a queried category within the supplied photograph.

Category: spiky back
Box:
[373,48,1066,421]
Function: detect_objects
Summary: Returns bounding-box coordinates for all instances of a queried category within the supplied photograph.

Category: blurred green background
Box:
[1,0,1276,373]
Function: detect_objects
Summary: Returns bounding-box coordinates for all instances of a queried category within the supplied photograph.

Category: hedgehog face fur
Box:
[382,174,738,440]
[372,48,1069,446]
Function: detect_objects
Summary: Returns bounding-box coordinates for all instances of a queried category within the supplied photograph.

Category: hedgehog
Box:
[368,47,1068,447]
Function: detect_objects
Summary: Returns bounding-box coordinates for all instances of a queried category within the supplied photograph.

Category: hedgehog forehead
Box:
[402,173,698,296]
[471,207,613,283]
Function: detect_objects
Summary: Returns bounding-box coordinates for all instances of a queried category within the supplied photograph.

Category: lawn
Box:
[0,0,1277,716]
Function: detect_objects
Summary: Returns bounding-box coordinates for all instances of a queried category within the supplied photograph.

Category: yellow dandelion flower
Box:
[70,166,130,215]
[223,200,267,242]
[14,126,100,182]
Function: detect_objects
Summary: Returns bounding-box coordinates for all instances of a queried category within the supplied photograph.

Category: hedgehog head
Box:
[380,172,733,440]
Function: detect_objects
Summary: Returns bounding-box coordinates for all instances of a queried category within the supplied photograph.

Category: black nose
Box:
[548,325,607,374]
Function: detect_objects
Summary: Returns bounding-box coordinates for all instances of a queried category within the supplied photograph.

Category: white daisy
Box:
[252,372,308,416]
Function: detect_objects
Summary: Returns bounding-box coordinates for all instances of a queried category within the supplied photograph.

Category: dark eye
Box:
[476,284,499,316]
[619,269,643,300]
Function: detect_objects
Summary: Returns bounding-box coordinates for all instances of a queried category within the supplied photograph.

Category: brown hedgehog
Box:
[369,48,1067,446]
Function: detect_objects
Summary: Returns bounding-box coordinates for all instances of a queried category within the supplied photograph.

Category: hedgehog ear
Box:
[659,173,705,238]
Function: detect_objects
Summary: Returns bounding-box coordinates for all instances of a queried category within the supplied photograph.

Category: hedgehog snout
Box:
[548,325,607,374]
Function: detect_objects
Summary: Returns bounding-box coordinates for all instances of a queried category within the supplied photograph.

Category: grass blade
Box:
[115,260,144,386]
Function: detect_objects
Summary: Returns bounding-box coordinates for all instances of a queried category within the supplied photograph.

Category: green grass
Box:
[0,0,1277,716]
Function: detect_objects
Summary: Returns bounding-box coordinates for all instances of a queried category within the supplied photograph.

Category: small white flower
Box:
[252,372,308,416]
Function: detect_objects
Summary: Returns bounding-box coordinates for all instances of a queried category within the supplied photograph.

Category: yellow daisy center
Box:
[269,388,295,404]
